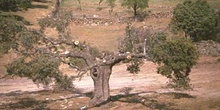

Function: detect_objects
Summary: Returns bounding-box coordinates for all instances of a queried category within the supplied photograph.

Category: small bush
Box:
[54,75,75,91]
[126,58,143,74]
[38,10,72,33]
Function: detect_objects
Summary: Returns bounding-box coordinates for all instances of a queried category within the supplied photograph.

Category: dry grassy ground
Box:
[0,0,220,110]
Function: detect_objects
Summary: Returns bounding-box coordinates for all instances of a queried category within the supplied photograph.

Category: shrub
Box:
[150,37,198,89]
[54,75,75,91]
[38,10,72,33]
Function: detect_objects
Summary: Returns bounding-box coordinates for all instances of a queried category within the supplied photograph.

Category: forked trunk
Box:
[133,4,138,17]
[89,65,112,107]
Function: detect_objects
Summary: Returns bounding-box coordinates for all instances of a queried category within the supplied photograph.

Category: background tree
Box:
[169,0,218,42]
[214,11,220,42]
[99,0,104,5]
[106,0,116,13]
[0,0,32,11]
[77,0,82,10]
[121,0,149,17]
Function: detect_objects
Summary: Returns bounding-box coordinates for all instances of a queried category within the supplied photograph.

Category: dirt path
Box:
[1,57,220,100]
[73,62,169,94]
[0,57,220,110]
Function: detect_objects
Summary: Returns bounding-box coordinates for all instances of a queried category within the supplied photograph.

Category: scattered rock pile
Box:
[150,5,173,9]
[195,40,220,56]
[71,14,115,26]
[147,11,173,19]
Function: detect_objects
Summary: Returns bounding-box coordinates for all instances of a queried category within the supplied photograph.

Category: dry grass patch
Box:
[68,23,126,51]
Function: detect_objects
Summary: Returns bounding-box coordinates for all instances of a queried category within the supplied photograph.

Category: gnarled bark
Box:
[89,66,112,107]
[51,38,146,107]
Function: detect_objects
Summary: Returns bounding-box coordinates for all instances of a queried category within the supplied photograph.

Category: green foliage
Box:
[17,0,32,10]
[121,0,149,16]
[170,0,218,42]
[126,58,143,74]
[7,54,74,90]
[119,25,151,54]
[119,25,198,88]
[0,8,74,91]
[33,0,47,3]
[214,11,220,43]
[0,0,32,11]
[149,37,198,89]
[69,58,87,69]
[0,14,27,56]
[89,46,102,58]
[54,75,75,91]
[146,32,166,58]
[7,55,61,85]
[119,26,150,74]
[38,10,72,33]
[18,30,41,50]
[106,0,116,12]
[106,0,116,6]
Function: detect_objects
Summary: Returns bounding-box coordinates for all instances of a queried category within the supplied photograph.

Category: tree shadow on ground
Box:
[30,4,48,9]
[33,0,48,3]
[29,0,49,9]
[0,90,53,97]
[107,91,196,110]
[0,97,49,110]
[163,92,196,99]
[0,0,49,12]
[0,90,84,110]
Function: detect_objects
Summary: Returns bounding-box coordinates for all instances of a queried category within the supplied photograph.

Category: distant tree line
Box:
[0,0,47,11]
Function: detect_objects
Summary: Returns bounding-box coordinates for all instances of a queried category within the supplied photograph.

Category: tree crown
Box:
[169,0,219,42]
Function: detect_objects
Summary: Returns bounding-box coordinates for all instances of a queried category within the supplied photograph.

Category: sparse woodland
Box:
[0,0,220,109]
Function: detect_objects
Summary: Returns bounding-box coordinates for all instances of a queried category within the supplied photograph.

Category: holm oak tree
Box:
[1,0,198,108]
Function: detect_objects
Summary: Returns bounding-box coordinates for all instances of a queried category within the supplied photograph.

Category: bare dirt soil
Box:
[0,56,220,110]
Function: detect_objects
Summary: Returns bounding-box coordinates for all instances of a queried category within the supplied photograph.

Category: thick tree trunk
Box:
[89,65,112,107]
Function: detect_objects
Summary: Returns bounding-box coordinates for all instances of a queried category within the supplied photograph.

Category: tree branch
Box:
[109,53,146,66]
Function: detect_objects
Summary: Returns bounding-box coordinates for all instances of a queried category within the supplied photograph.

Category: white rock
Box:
[103,59,106,63]
[74,41,79,45]
[91,23,98,26]
[93,14,99,18]
[64,51,69,54]
[104,22,109,26]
